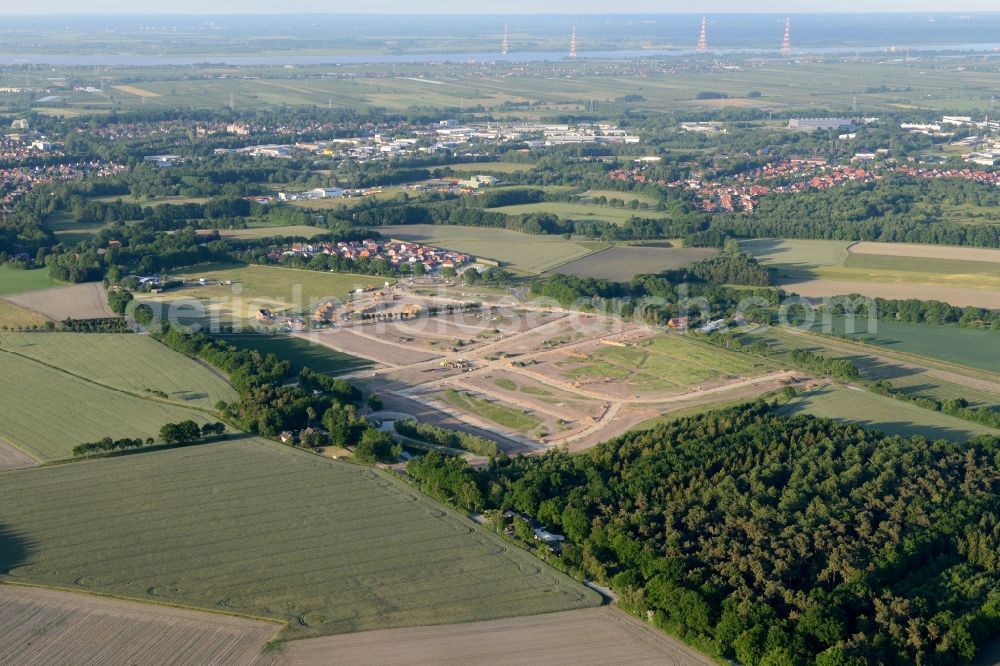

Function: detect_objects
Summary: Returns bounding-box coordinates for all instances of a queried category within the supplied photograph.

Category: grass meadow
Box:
[0,439,600,638]
[0,267,57,297]
[442,389,543,432]
[217,334,371,376]
[559,334,774,393]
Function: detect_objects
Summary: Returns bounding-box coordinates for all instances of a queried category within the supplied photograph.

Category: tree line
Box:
[393,419,499,457]
[72,420,226,456]
[406,401,1000,665]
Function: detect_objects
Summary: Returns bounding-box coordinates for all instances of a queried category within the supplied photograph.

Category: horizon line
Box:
[5,10,1000,16]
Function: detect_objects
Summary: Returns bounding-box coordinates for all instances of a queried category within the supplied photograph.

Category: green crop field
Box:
[217,334,371,376]
[371,224,609,274]
[445,162,536,174]
[486,202,666,225]
[0,332,238,410]
[0,439,600,638]
[781,385,1000,441]
[745,238,1000,296]
[742,325,1000,408]
[442,389,543,432]
[807,317,1000,375]
[559,334,774,392]
[0,268,58,297]
[138,264,390,323]
[0,350,219,462]
[547,245,717,281]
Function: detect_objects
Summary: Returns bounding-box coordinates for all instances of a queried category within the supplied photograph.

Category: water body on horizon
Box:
[3,43,1000,67]
[3,12,1000,65]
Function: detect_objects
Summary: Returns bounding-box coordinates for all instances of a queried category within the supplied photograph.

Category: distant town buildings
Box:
[265,239,474,273]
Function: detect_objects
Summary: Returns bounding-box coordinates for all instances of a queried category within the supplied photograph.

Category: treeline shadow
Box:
[0,524,36,575]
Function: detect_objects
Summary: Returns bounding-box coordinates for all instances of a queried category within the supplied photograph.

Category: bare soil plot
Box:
[0,438,37,471]
[547,245,717,281]
[0,585,278,666]
[488,314,628,356]
[775,277,1000,309]
[463,370,609,423]
[275,606,717,666]
[302,328,442,366]
[850,241,1000,263]
[359,380,537,454]
[5,283,112,320]
[111,84,161,97]
[535,333,774,400]
[375,310,566,351]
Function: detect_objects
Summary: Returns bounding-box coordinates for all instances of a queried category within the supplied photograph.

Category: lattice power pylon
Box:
[569,26,577,58]
[696,17,708,53]
[501,24,509,55]
[780,18,792,56]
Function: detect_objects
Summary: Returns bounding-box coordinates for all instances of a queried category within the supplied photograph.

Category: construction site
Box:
[299,294,802,453]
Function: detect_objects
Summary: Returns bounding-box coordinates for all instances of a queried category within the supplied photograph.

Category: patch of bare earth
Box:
[274,606,716,666]
[0,438,37,471]
[849,241,1000,263]
[0,585,279,666]
[301,329,442,366]
[4,283,113,321]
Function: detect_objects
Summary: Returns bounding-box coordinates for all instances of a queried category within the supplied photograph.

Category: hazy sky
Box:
[7,2,1000,14]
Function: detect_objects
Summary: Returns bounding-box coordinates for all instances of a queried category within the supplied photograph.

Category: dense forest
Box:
[408,401,1000,665]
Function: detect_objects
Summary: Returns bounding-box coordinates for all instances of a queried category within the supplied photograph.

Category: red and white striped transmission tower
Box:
[569,25,577,58]
[780,18,792,56]
[501,24,509,55]
[696,17,708,53]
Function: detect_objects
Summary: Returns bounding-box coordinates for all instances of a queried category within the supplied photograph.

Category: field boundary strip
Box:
[0,580,285,627]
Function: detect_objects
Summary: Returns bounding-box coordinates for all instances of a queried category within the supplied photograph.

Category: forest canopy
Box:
[413,402,1000,665]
